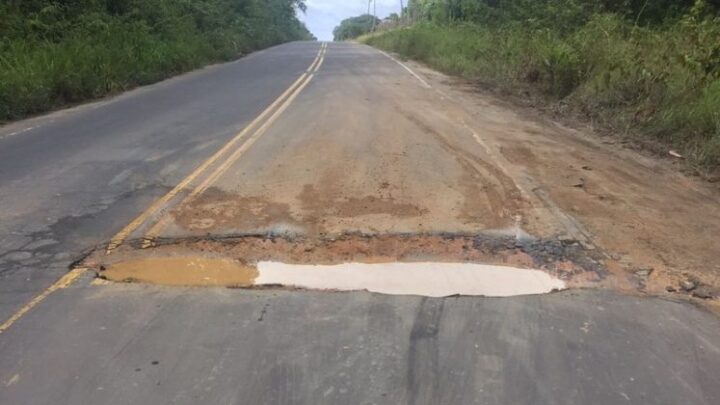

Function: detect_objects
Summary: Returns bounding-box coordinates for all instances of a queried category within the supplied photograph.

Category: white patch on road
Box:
[255,262,565,297]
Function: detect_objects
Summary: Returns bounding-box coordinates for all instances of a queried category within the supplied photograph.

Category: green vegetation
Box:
[0,0,314,121]
[363,0,720,170]
[333,14,381,41]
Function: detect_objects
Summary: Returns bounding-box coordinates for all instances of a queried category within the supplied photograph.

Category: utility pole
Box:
[400,0,404,25]
[372,0,377,32]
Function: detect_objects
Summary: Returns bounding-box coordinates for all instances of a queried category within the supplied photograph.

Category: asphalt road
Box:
[1,41,719,404]
[0,43,318,321]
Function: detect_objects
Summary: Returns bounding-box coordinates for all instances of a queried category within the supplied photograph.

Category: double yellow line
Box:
[109,42,328,253]
[0,43,328,336]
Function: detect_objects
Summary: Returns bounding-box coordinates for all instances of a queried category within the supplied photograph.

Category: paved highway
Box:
[0,41,719,404]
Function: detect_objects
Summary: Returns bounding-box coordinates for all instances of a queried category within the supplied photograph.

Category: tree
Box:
[333,14,381,41]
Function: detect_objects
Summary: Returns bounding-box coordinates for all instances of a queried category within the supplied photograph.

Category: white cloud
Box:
[300,0,402,41]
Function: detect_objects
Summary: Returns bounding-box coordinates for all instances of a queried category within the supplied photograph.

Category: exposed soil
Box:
[174,188,302,233]
[298,184,428,219]
[85,48,720,308]
[398,107,528,228]
[103,256,258,287]
[405,60,720,303]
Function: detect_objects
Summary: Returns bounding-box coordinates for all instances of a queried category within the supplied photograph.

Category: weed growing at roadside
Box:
[362,1,720,169]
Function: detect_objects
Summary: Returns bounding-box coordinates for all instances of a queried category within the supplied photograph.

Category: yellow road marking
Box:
[143,72,318,244]
[106,43,326,253]
[314,44,327,72]
[90,278,112,286]
[195,47,326,197]
[142,44,328,245]
[306,49,323,72]
[0,267,87,334]
[306,43,326,73]
[0,43,326,335]
[196,75,316,196]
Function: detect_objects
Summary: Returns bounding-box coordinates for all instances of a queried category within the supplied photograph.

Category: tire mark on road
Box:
[407,298,445,404]
[398,107,526,228]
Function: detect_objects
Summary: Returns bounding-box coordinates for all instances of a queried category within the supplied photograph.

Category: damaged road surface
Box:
[1,42,720,404]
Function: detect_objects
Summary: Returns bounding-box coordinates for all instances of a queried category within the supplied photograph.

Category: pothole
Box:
[88,233,607,295]
[101,258,565,297]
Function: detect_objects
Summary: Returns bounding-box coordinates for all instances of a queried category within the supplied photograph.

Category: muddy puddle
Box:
[102,256,258,287]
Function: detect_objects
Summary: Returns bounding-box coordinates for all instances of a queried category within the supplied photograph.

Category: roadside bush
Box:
[364,1,720,170]
[333,15,381,41]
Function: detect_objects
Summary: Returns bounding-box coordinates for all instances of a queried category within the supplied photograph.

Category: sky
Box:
[300,0,402,41]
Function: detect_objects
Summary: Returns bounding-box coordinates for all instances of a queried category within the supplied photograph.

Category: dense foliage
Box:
[404,0,719,26]
[0,0,314,121]
[365,0,720,170]
[333,14,381,41]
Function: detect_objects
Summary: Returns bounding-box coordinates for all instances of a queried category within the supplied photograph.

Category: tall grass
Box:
[363,14,720,170]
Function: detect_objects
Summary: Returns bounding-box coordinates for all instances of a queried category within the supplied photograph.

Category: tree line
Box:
[0,0,314,121]
[333,14,381,41]
[403,0,719,26]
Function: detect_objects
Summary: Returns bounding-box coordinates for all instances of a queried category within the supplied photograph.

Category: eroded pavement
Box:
[2,41,720,404]
[82,43,719,306]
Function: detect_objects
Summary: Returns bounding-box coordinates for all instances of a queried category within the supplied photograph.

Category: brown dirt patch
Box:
[102,256,258,287]
[298,184,427,218]
[397,107,528,228]
[173,187,302,232]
